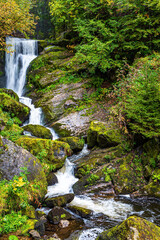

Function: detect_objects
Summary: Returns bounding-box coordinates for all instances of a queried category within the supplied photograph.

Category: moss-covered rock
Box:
[0,136,47,199]
[52,123,72,137]
[45,194,74,208]
[97,216,160,240]
[0,93,30,123]
[16,136,72,172]
[22,124,52,139]
[87,121,124,149]
[112,153,146,194]
[143,168,160,198]
[20,219,38,235]
[58,137,84,153]
[47,206,74,224]
[0,88,19,101]
[68,206,92,218]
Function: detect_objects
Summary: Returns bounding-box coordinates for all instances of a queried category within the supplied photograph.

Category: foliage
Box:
[0,0,36,50]
[49,0,160,74]
[113,54,160,138]
[103,167,116,182]
[0,211,28,234]
[9,235,19,240]
[87,173,100,185]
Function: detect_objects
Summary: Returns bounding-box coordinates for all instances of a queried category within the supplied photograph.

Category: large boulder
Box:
[58,137,84,153]
[97,216,160,240]
[0,136,47,198]
[45,193,74,208]
[16,137,72,172]
[0,88,19,101]
[47,206,75,224]
[87,121,124,149]
[0,92,30,123]
[22,124,52,139]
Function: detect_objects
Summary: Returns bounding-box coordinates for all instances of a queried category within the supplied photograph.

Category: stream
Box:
[5,37,160,240]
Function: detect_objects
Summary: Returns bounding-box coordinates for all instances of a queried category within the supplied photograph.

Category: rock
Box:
[68,206,92,218]
[45,193,74,208]
[0,88,19,101]
[0,136,47,198]
[29,230,41,239]
[47,172,58,186]
[35,216,47,236]
[47,206,75,224]
[52,111,90,137]
[59,220,70,228]
[16,137,72,172]
[112,153,146,194]
[64,100,77,109]
[97,216,160,240]
[0,92,30,123]
[22,124,52,139]
[22,205,36,219]
[87,121,124,149]
[58,137,84,153]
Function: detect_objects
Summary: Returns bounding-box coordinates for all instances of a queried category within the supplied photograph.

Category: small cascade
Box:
[5,37,58,140]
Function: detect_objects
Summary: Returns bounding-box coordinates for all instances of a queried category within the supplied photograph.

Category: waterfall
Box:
[6,37,37,97]
[5,37,58,140]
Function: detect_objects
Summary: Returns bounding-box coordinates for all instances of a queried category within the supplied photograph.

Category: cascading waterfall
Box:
[5,37,58,139]
[5,37,160,240]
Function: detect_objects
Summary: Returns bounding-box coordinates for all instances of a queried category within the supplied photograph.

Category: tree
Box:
[49,0,160,74]
[0,0,36,51]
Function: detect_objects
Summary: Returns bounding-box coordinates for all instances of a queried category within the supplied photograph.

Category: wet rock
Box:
[47,206,75,224]
[47,172,58,186]
[87,121,124,149]
[45,193,74,208]
[0,92,30,123]
[97,216,160,240]
[0,136,47,198]
[16,137,72,172]
[59,220,70,228]
[58,137,84,153]
[23,124,52,139]
[29,230,41,239]
[68,205,92,218]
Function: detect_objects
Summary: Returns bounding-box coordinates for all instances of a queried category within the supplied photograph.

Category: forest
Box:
[0,0,160,239]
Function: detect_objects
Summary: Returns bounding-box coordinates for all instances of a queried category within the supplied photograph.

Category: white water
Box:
[5,37,58,140]
[46,144,133,221]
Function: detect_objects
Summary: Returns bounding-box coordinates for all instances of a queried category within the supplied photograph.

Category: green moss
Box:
[22,124,52,139]
[87,121,124,149]
[58,136,84,152]
[20,219,38,235]
[0,93,30,123]
[16,137,71,173]
[97,216,160,240]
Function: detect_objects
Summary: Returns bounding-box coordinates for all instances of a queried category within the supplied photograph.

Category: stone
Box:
[0,136,47,198]
[0,92,30,123]
[97,216,160,240]
[23,124,52,139]
[45,193,74,208]
[47,172,58,186]
[59,220,70,228]
[87,121,124,149]
[29,230,41,239]
[47,206,75,224]
[0,88,19,101]
[16,137,72,172]
[35,216,47,236]
[64,100,77,109]
[68,205,92,218]
[58,137,84,153]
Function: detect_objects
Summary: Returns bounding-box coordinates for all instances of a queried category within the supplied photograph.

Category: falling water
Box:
[5,37,58,139]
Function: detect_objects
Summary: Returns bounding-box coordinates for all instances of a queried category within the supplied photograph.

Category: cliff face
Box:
[0,51,5,88]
